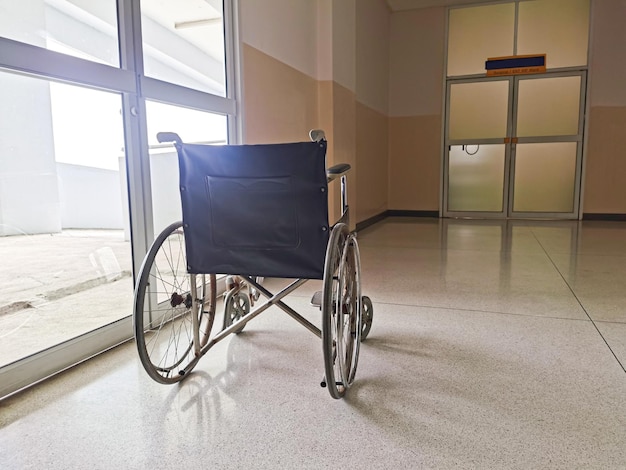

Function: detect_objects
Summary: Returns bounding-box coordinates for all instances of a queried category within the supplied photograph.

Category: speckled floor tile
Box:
[2,217,626,470]
[1,300,625,469]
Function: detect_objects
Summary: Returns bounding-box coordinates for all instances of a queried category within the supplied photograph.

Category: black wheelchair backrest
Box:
[177,140,330,279]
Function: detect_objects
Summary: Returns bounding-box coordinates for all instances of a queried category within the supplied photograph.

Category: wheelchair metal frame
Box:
[133,130,372,399]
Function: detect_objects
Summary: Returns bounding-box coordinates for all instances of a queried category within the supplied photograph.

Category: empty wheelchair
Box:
[133,130,373,398]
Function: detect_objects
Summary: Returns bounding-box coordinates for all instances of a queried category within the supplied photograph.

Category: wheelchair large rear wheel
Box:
[134,221,216,384]
[322,223,362,399]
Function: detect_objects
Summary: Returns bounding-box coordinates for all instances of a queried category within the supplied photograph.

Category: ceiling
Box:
[386,0,503,11]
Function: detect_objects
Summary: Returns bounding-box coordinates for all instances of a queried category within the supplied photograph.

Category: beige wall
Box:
[388,7,446,213]
[239,0,626,221]
[241,44,318,144]
[583,0,626,215]
[584,107,626,213]
[386,0,626,217]
[239,0,389,227]
[357,102,389,219]
[389,115,441,211]
[355,0,391,222]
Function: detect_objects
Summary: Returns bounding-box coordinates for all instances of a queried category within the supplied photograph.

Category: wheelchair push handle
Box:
[156,129,350,181]
[309,129,326,142]
[157,132,183,145]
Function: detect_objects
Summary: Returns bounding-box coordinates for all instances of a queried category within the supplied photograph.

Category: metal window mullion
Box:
[577,71,588,136]
[513,1,519,56]
[574,71,588,219]
[442,78,452,217]
[140,76,236,115]
[224,0,242,144]
[506,75,519,216]
[117,0,153,282]
[515,135,582,144]
[448,138,508,146]
[0,36,135,92]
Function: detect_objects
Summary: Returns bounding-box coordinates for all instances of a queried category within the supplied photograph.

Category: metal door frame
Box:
[507,70,587,218]
[443,70,587,219]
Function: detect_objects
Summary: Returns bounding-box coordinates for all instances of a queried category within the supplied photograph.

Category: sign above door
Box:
[485,54,547,76]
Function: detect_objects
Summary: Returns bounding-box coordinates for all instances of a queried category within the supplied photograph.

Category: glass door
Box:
[445,77,513,216]
[510,73,585,216]
[444,0,590,220]
[443,71,585,219]
[0,0,237,399]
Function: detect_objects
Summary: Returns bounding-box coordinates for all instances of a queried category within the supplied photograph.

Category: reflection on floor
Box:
[1,217,625,469]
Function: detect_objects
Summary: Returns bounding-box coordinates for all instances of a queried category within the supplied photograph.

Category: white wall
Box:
[120,152,182,241]
[57,163,124,229]
[331,0,356,92]
[0,74,61,236]
[239,0,359,93]
[239,0,319,79]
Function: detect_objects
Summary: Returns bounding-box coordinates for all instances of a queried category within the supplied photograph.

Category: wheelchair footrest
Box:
[310,290,322,308]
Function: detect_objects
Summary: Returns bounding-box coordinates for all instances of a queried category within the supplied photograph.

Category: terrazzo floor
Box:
[1,217,625,469]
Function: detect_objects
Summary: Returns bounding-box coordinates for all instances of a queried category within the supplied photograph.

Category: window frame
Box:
[0,0,240,399]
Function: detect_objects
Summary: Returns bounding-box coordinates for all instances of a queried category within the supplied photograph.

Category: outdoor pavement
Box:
[0,230,133,366]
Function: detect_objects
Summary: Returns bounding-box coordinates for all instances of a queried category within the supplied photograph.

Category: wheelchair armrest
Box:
[157,132,183,145]
[327,163,351,182]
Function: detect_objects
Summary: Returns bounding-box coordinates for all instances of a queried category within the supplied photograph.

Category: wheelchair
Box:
[132,130,373,399]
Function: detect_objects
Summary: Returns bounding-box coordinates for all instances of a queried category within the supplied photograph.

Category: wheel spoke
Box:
[133,222,216,384]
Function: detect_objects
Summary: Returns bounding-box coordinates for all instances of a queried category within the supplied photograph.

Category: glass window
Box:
[0,0,237,399]
[517,0,590,69]
[0,71,131,368]
[141,0,226,96]
[146,100,228,235]
[447,3,515,77]
[0,0,119,66]
[447,0,590,76]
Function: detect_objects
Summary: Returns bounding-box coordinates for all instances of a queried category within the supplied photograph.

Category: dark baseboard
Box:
[582,213,626,221]
[356,211,626,228]
[387,210,439,218]
[356,210,439,231]
[355,212,387,231]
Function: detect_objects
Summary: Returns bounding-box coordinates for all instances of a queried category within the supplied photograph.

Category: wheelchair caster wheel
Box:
[224,291,250,333]
[361,296,373,340]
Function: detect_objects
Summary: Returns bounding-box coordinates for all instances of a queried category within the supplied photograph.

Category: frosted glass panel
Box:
[518,0,590,69]
[449,81,509,140]
[447,3,515,77]
[448,144,505,212]
[513,142,577,212]
[517,76,581,137]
